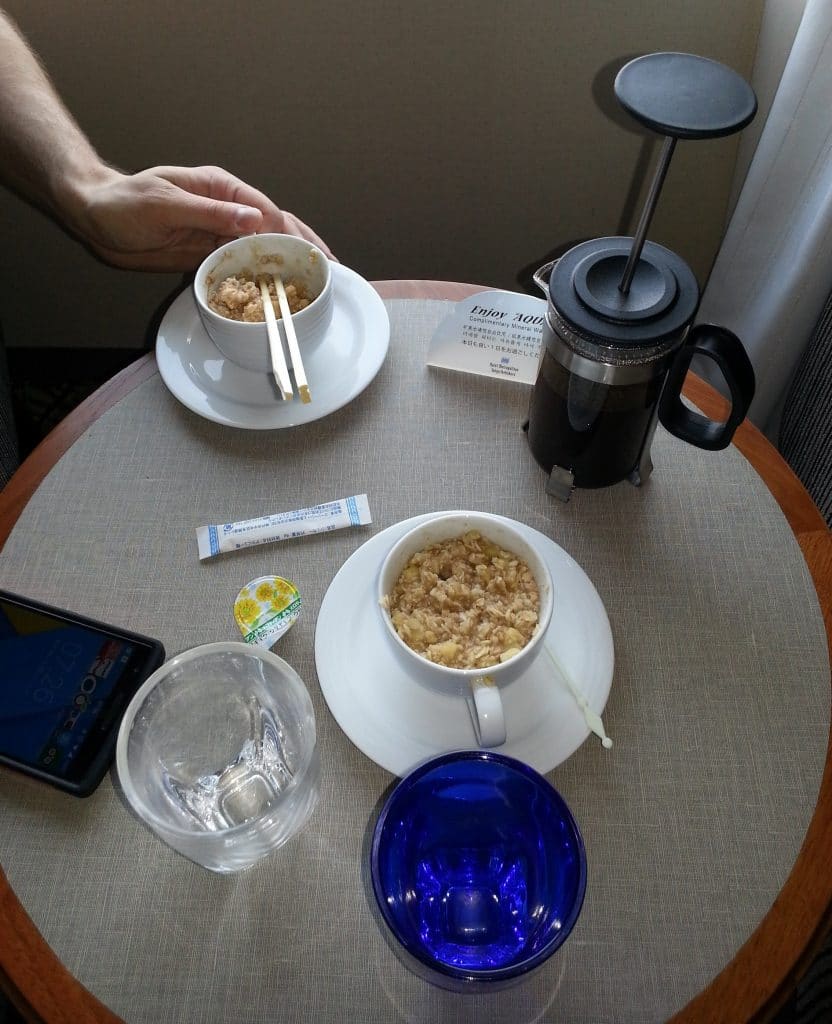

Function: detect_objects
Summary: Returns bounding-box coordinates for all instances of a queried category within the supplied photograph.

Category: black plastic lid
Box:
[548,237,700,348]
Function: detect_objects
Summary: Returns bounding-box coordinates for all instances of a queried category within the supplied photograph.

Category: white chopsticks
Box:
[274,275,311,405]
[259,279,293,401]
[258,276,311,404]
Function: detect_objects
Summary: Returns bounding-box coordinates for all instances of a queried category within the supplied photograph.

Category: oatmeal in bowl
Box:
[193,233,333,374]
[207,274,314,323]
[378,511,553,691]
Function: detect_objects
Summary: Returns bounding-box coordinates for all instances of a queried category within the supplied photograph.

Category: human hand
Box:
[65,164,333,272]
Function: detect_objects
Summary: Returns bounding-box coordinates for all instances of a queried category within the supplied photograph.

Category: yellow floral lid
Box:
[233,576,301,648]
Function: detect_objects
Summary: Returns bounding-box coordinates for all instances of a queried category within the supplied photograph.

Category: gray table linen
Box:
[0,298,829,1024]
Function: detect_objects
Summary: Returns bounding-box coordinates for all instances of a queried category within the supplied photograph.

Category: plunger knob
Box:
[614,51,758,140]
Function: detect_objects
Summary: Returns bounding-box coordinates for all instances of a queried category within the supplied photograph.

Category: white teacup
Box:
[193,233,333,374]
[378,511,554,748]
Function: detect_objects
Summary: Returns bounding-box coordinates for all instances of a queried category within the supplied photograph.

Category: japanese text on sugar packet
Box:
[426,290,546,384]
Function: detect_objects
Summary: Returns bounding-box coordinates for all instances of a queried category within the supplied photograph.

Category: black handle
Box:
[658,323,755,451]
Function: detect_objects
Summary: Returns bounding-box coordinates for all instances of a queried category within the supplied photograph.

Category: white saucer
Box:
[155,263,390,428]
[315,513,615,776]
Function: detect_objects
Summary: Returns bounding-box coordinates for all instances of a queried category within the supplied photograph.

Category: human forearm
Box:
[0,8,332,270]
[0,9,109,228]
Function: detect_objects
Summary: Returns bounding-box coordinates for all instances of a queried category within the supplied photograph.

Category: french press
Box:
[526,52,757,500]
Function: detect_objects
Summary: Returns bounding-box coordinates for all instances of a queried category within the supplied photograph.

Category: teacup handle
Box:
[467,675,506,748]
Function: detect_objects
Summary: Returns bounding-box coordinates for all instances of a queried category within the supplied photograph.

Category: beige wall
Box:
[2,0,763,350]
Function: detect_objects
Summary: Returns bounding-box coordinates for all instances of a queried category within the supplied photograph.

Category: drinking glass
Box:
[370,750,586,990]
[116,641,319,872]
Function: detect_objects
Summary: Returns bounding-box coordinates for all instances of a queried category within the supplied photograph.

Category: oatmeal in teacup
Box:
[384,530,540,670]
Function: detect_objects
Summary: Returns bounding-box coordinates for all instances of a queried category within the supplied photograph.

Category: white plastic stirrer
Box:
[544,645,613,749]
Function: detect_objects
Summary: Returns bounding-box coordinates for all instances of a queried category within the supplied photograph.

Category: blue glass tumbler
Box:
[370,750,587,991]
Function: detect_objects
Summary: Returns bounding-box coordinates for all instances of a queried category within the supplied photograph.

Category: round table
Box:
[1,280,830,1024]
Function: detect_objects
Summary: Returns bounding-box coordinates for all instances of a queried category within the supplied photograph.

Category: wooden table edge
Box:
[0,281,829,1024]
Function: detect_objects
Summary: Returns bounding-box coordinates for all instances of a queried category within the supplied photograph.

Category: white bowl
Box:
[193,234,333,374]
[377,511,554,695]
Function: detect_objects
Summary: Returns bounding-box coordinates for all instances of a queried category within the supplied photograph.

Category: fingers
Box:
[153,185,269,240]
[154,165,282,216]
[85,165,335,271]
[276,209,335,259]
[152,165,335,258]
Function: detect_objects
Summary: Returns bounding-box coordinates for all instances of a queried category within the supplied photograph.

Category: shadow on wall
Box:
[516,54,666,295]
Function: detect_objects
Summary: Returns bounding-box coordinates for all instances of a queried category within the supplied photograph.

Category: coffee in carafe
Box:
[528,344,666,490]
[525,53,757,501]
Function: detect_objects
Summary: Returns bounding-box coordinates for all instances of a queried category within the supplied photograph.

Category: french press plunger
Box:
[526,52,757,500]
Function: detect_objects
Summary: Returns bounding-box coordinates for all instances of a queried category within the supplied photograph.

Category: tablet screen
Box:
[0,597,140,775]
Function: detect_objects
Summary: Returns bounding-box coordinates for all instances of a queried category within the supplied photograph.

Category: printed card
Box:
[427,289,545,384]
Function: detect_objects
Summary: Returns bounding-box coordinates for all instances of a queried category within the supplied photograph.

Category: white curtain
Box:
[696,0,832,440]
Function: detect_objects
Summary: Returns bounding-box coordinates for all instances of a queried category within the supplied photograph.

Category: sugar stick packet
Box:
[197,494,371,560]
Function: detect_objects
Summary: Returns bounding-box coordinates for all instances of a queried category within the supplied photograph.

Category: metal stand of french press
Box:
[526,52,758,502]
